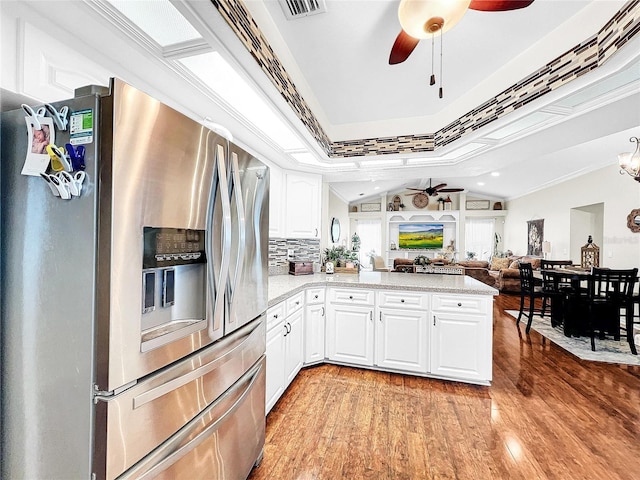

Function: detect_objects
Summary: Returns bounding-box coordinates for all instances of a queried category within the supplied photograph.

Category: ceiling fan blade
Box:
[407,187,427,192]
[431,183,448,191]
[469,0,534,12]
[437,188,465,193]
[389,30,420,65]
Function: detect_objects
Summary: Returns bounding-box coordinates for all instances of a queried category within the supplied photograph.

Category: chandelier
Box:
[618,136,640,182]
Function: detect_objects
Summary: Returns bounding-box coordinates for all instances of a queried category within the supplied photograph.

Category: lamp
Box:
[618,136,640,182]
[542,241,551,259]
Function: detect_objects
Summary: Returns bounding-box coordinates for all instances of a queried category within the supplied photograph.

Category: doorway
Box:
[570,203,603,263]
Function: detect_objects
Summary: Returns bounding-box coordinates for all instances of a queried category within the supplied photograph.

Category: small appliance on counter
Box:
[289,260,314,275]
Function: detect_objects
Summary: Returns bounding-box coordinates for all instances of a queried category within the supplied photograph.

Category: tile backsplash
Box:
[269,238,321,275]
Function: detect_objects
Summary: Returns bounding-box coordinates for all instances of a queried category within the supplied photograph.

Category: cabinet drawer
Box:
[267,302,286,331]
[306,287,325,305]
[377,291,429,310]
[328,288,374,306]
[431,294,490,315]
[286,292,304,315]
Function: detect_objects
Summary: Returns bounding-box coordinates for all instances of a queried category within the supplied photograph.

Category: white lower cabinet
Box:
[284,308,304,385]
[376,307,428,374]
[265,320,286,414]
[265,296,304,414]
[326,303,374,367]
[430,294,492,383]
[304,303,325,364]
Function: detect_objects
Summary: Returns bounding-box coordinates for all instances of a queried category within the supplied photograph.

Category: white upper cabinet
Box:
[268,168,321,239]
[284,172,321,239]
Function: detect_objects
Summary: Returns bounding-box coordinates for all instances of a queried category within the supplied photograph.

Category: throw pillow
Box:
[509,260,520,269]
[490,257,511,271]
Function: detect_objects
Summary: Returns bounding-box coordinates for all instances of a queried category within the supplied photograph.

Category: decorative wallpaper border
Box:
[210,0,640,158]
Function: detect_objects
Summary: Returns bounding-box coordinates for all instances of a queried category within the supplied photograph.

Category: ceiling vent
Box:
[279,0,327,20]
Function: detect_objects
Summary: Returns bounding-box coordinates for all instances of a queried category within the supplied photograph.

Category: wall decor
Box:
[361,202,381,212]
[466,200,490,210]
[392,195,402,211]
[627,208,640,233]
[527,219,544,256]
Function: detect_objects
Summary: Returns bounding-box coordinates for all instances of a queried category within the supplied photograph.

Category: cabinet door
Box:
[265,323,286,414]
[285,173,321,239]
[305,303,325,364]
[430,311,491,383]
[326,304,374,366]
[376,308,428,374]
[284,309,304,386]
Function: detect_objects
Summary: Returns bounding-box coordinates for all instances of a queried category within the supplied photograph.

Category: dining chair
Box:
[539,259,574,320]
[517,262,546,333]
[582,267,638,352]
[540,270,566,328]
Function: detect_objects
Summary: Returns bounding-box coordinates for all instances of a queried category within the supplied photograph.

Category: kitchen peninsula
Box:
[266,272,497,413]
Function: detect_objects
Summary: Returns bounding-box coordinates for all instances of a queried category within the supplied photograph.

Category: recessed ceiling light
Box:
[491,172,500,177]
[477,182,485,186]
[374,186,380,190]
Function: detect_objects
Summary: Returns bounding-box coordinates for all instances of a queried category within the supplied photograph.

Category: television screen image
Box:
[398,223,444,249]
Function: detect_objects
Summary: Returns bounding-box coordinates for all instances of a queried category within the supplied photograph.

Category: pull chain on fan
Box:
[430,34,435,86]
[439,29,443,98]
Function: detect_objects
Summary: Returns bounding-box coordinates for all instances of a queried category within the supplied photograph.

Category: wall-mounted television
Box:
[398,223,444,249]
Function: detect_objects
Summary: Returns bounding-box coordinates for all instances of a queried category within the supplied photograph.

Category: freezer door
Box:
[119,356,265,480]
[226,144,269,334]
[96,79,231,392]
[93,316,265,480]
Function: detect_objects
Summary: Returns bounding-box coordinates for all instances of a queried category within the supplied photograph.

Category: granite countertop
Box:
[268,272,498,306]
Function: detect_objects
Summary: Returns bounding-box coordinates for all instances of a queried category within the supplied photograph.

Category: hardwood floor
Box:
[248,294,640,480]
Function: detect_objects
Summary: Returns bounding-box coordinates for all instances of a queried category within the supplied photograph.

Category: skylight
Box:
[105,0,201,47]
[179,52,305,151]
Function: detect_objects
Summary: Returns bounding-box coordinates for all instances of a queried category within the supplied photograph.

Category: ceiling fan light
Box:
[398,0,471,39]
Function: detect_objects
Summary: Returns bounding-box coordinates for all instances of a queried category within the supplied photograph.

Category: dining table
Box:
[538,267,639,351]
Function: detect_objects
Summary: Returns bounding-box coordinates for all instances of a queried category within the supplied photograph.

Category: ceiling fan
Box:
[407,179,465,197]
[389,0,535,97]
[389,0,536,65]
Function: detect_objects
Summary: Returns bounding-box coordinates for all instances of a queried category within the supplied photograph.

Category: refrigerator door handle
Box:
[132,318,263,409]
[121,359,264,480]
[229,151,246,303]
[207,142,232,338]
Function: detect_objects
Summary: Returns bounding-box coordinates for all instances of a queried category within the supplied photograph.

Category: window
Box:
[465,218,495,261]
[354,219,382,270]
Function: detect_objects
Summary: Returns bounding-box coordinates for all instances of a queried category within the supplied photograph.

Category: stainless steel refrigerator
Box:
[1,78,269,479]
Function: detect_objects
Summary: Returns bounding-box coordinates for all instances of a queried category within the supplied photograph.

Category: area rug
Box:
[505,310,640,366]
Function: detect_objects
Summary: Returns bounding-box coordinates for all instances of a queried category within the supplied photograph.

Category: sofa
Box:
[457,256,543,292]
[392,258,414,272]
[456,260,497,288]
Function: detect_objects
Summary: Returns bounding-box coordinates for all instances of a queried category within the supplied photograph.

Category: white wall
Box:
[327,188,350,248]
[504,163,640,268]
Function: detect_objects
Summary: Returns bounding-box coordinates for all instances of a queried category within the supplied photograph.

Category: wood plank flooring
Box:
[248,294,640,480]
